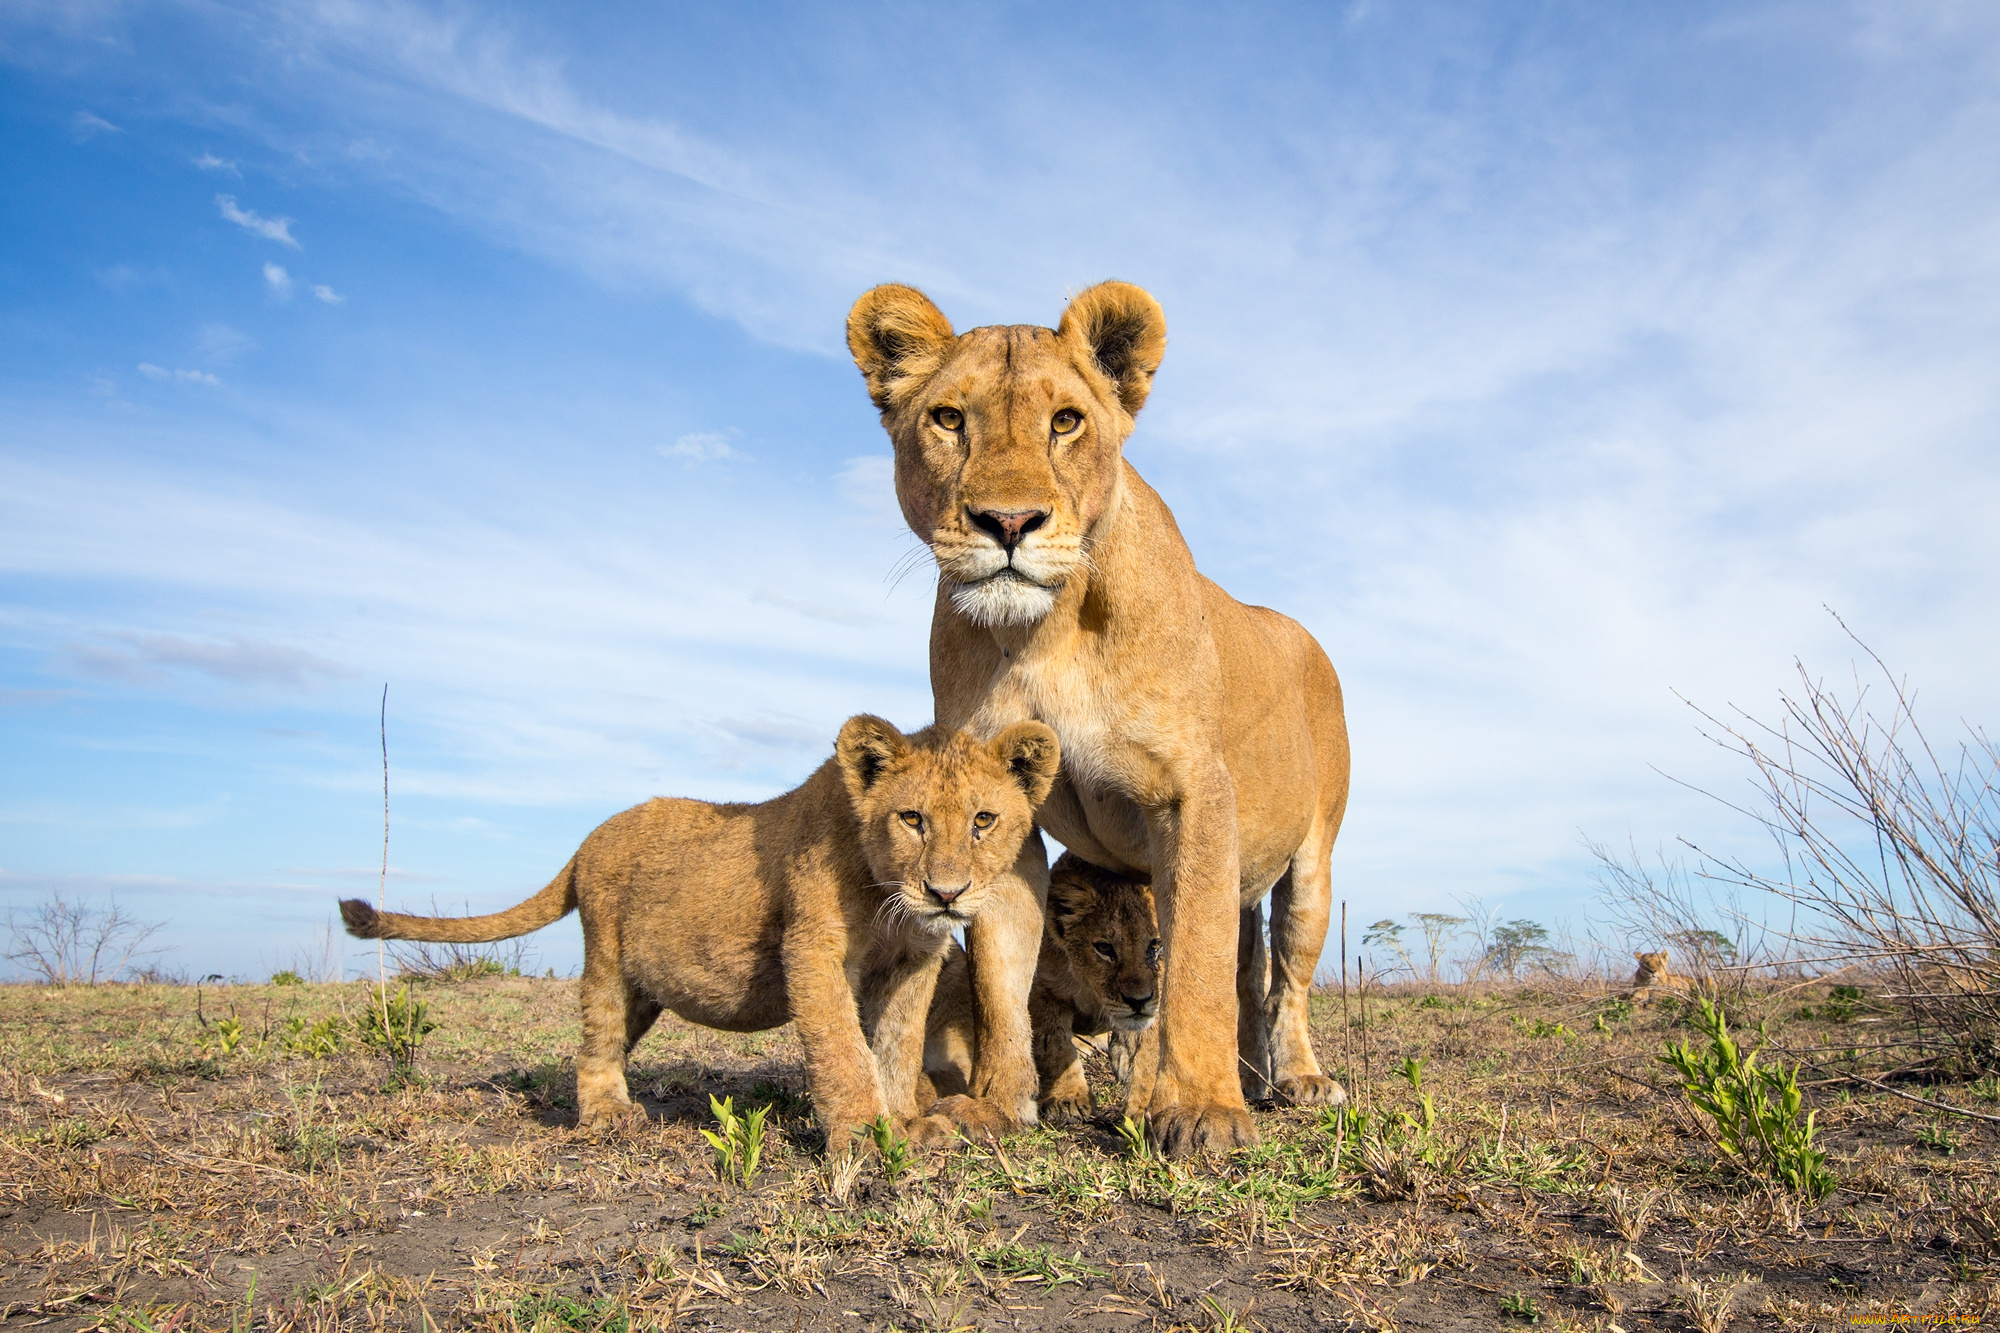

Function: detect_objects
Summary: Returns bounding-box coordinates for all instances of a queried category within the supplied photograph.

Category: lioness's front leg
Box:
[1146,764,1258,1156]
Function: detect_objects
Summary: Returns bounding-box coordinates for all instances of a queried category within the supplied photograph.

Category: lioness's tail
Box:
[339,859,579,943]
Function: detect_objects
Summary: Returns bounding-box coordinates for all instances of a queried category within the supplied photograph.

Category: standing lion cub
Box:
[340,714,1058,1149]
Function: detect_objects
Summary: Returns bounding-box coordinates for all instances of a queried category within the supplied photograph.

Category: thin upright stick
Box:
[1339,901,1351,1097]
[377,684,389,990]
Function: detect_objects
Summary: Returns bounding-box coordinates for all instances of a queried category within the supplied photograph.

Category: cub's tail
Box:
[339,858,578,943]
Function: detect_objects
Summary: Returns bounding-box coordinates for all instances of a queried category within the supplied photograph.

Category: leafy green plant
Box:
[1918,1117,1961,1155]
[269,970,305,987]
[1500,1289,1542,1321]
[1394,1054,1426,1091]
[1599,997,1635,1023]
[208,1017,246,1055]
[1661,996,1834,1199]
[1115,1114,1151,1160]
[279,1014,344,1058]
[356,982,437,1082]
[862,1114,914,1180]
[700,1094,769,1187]
[508,1290,632,1332]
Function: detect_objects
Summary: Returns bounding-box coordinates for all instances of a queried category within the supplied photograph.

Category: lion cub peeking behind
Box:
[341,714,1058,1150]
[926,853,1160,1125]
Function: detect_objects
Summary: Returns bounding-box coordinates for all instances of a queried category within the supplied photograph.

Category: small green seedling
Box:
[1116,1114,1151,1160]
[862,1114,914,1180]
[1500,1290,1542,1322]
[1395,1054,1426,1092]
[700,1095,769,1187]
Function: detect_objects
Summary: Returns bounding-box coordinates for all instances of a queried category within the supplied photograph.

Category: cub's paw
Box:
[924,1094,1018,1144]
[1146,1102,1259,1158]
[577,1098,648,1131]
[1274,1074,1347,1108]
[1037,1088,1095,1126]
[898,1112,962,1150]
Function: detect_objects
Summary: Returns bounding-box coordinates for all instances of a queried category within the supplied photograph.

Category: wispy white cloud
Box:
[216,193,300,248]
[193,151,238,173]
[262,261,293,297]
[57,631,355,689]
[657,430,738,464]
[70,109,118,138]
[135,363,221,386]
[311,283,344,304]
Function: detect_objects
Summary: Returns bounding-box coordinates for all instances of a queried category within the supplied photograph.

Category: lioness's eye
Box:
[972,811,995,830]
[1051,408,1082,434]
[932,406,963,430]
[899,811,923,830]
[1093,942,1116,960]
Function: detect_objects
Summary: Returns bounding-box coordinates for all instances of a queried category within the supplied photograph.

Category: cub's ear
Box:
[1056,280,1167,416]
[847,284,958,412]
[836,714,911,804]
[990,720,1060,807]
[1633,952,1645,962]
[1045,861,1099,939]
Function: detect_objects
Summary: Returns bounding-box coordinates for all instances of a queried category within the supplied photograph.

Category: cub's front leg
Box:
[1031,983,1093,1124]
[781,928,895,1153]
[857,937,959,1148]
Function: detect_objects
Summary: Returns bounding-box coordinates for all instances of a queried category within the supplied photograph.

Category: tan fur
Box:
[925,853,1160,1125]
[340,715,1057,1149]
[847,282,1352,1156]
[1625,950,1687,1006]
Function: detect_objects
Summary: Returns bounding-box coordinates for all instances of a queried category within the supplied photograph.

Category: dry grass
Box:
[3,973,1999,1329]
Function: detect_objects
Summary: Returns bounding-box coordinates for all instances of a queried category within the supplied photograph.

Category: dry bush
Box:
[4,891,166,985]
[1682,628,2000,1070]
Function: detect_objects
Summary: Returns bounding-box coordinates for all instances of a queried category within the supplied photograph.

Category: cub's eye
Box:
[972,811,996,830]
[931,406,963,430]
[899,811,923,830]
[1051,408,1082,435]
[1146,939,1162,964]
[1093,942,1117,961]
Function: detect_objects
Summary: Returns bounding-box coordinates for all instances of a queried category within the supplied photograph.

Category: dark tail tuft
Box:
[339,898,385,939]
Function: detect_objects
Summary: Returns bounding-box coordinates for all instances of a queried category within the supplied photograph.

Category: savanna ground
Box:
[4,972,1998,1332]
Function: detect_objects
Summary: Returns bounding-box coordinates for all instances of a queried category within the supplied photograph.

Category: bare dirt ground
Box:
[3,974,1997,1331]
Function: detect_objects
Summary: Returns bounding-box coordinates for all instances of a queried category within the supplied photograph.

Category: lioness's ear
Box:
[836,714,911,804]
[990,720,1059,807]
[1056,280,1167,416]
[847,284,958,412]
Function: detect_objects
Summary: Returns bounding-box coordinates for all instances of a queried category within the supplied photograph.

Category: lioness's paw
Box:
[1274,1074,1347,1108]
[924,1093,1018,1144]
[1037,1089,1094,1126]
[1146,1103,1259,1158]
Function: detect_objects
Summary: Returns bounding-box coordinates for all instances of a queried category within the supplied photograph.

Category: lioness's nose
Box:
[968,507,1048,551]
[927,882,970,906]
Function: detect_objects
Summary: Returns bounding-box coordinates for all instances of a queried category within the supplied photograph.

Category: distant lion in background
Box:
[1625,950,1689,1005]
[340,714,1058,1151]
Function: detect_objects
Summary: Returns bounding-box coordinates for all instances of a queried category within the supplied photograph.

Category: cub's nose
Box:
[1122,990,1155,1014]
[967,507,1049,551]
[927,882,970,907]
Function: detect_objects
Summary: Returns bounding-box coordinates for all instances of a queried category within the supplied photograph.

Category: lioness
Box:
[339,714,1058,1148]
[925,852,1160,1122]
[847,281,1351,1155]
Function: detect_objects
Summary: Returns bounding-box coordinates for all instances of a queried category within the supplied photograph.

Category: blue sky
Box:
[2,1,1997,981]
